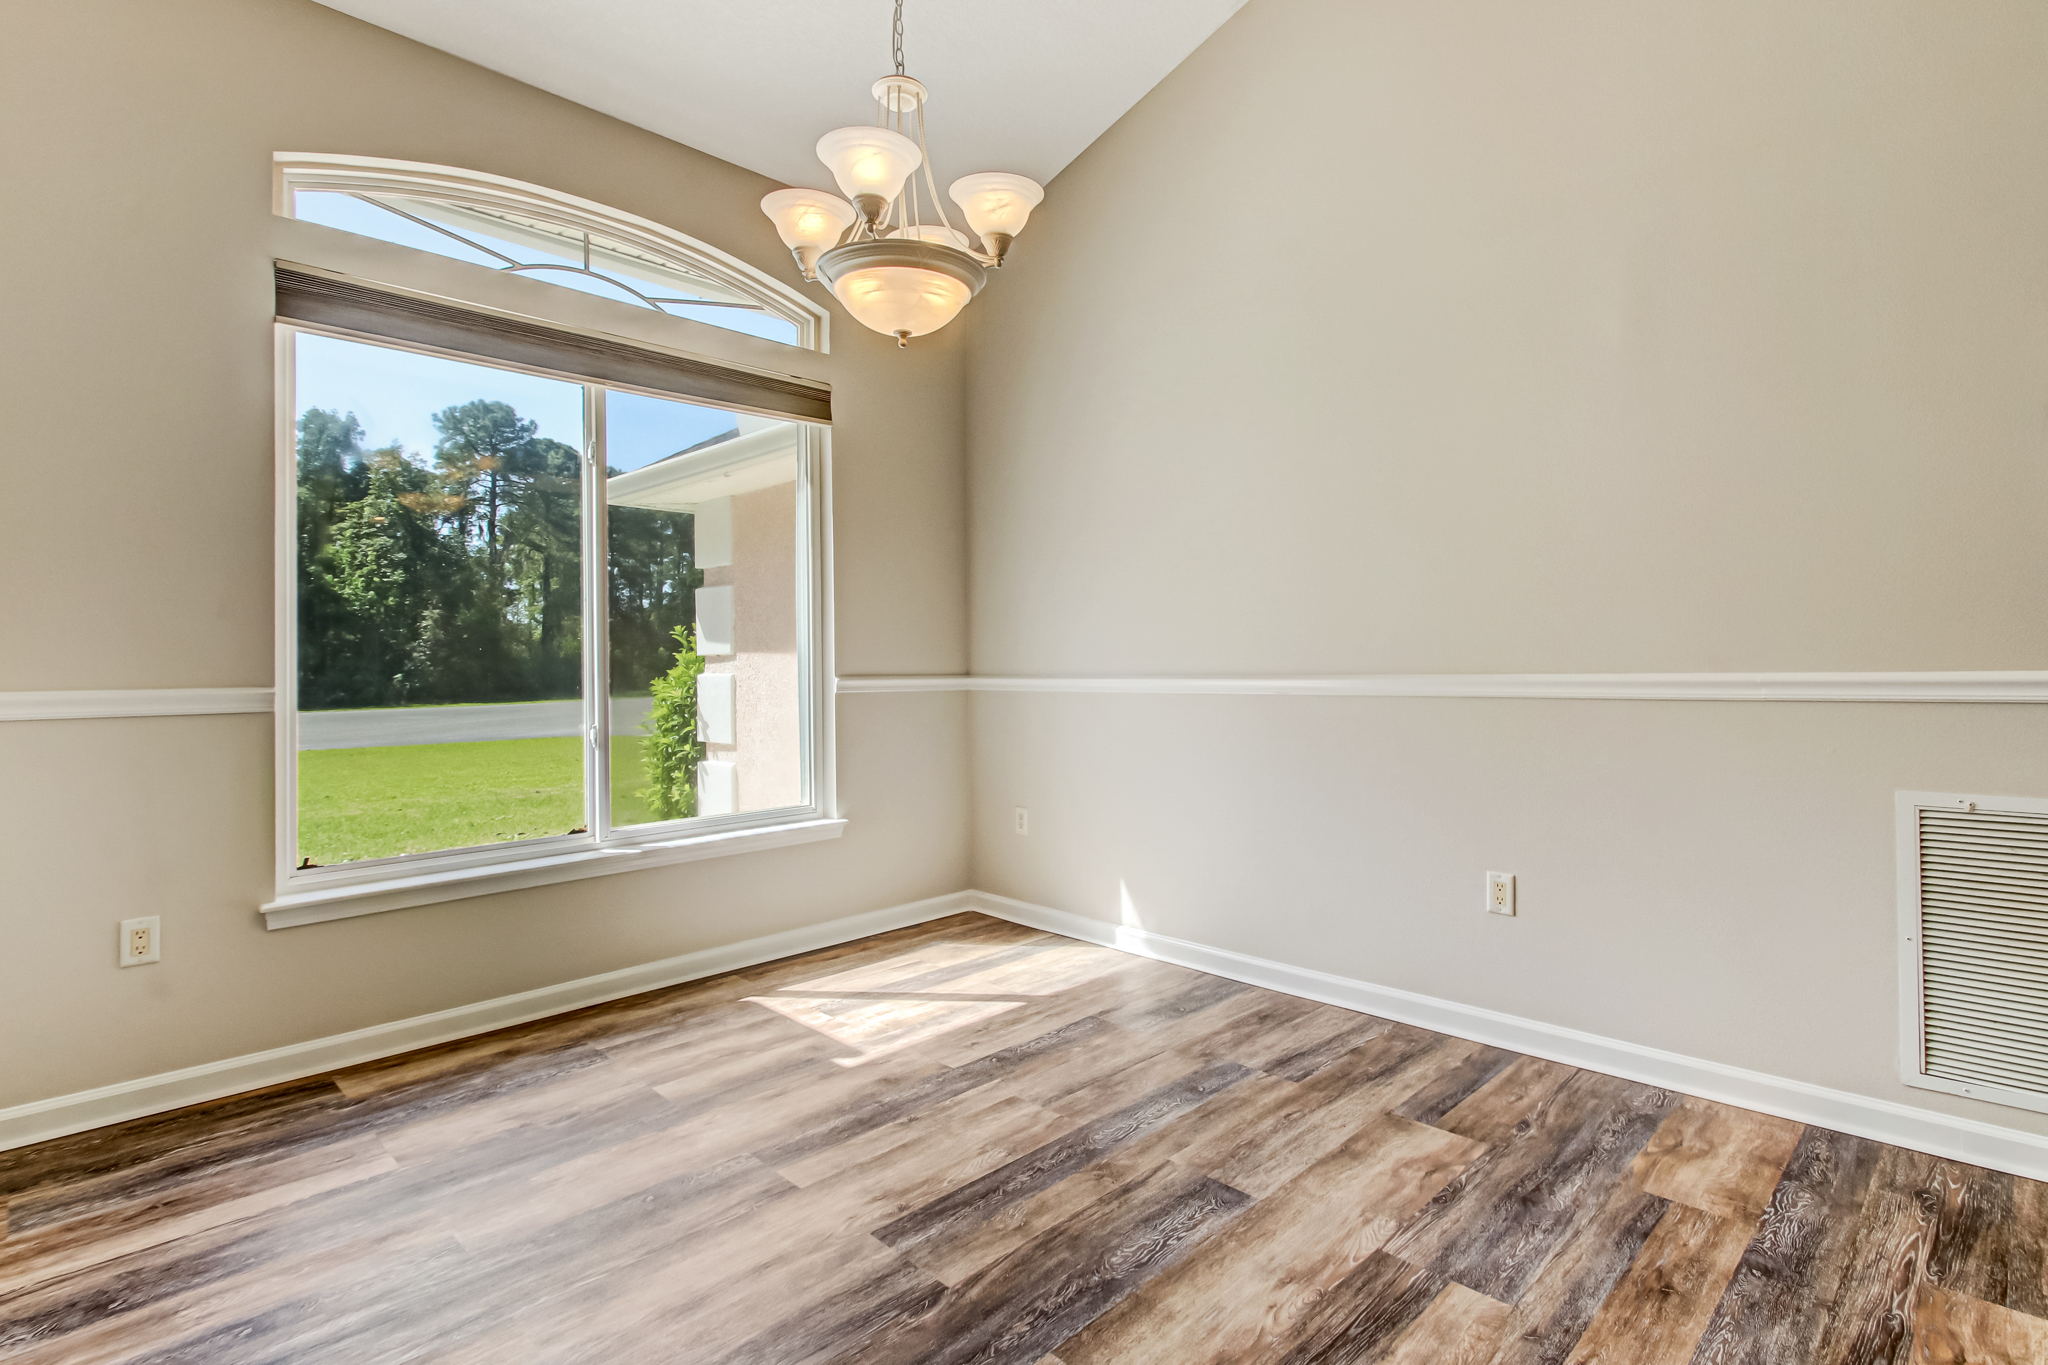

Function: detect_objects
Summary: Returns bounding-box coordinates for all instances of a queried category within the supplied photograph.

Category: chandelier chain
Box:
[892,0,906,75]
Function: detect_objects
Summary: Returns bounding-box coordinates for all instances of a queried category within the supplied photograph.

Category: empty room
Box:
[4,0,2048,1360]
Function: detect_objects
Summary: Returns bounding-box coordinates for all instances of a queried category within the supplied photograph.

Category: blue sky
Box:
[291,191,796,472]
[296,334,741,475]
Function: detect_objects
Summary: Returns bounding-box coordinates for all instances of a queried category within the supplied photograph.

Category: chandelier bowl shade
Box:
[816,237,985,340]
[814,126,922,211]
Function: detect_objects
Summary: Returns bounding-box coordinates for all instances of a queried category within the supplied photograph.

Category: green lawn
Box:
[298,736,658,866]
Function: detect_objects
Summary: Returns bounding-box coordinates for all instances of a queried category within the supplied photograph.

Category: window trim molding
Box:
[271,201,838,923]
[274,263,831,422]
[259,818,848,928]
[275,153,828,352]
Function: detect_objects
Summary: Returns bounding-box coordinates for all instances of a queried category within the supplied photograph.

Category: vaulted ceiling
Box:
[311,0,1249,188]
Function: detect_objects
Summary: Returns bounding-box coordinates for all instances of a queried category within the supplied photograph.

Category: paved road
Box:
[298,698,656,750]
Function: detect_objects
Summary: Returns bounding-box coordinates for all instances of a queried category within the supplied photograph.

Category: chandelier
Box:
[759,0,1044,347]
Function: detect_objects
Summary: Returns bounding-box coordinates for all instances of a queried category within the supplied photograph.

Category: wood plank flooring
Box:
[4,911,2046,1363]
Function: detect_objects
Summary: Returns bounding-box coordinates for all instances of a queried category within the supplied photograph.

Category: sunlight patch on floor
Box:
[748,993,1022,1065]
[743,932,1139,1065]
[790,939,1024,994]
[927,941,1129,997]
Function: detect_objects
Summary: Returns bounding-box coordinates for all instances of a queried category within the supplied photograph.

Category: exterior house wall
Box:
[709,479,802,814]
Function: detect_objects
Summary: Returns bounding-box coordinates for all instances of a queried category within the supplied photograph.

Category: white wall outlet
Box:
[119,916,161,966]
[1014,807,1030,835]
[1486,872,1516,917]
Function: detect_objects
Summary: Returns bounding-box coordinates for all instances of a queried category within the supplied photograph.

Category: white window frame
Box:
[263,159,839,929]
[275,154,829,351]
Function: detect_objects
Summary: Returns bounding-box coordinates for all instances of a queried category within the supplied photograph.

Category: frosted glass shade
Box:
[759,188,857,251]
[817,238,986,341]
[947,172,1044,241]
[832,266,969,338]
[759,188,857,278]
[815,126,922,209]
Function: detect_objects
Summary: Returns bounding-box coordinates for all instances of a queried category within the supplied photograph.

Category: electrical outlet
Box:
[1014,807,1030,835]
[1486,872,1516,917]
[119,916,161,967]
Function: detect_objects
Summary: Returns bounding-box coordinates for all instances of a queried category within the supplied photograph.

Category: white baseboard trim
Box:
[837,672,2048,703]
[966,890,2048,1183]
[18,883,2048,1181]
[0,890,974,1155]
[0,688,274,722]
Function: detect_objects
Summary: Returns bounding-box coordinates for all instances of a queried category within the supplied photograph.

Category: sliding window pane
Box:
[604,390,804,828]
[293,333,585,865]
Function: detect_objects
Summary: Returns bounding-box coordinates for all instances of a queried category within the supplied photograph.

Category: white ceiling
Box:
[312,0,1248,189]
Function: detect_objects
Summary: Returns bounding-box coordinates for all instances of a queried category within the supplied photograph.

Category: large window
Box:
[270,161,831,918]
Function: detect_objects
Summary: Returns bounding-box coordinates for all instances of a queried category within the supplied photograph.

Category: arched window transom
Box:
[277,155,822,349]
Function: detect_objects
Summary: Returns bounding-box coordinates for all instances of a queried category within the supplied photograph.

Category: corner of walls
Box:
[954,0,2048,1153]
[965,889,2048,1183]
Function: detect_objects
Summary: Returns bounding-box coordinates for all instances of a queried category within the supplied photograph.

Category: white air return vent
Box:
[1900,791,2048,1114]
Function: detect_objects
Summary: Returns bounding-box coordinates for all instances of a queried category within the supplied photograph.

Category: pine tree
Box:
[503,436,585,699]
[318,448,444,705]
[432,400,537,571]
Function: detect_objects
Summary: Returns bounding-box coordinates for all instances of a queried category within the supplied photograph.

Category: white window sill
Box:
[261,818,847,929]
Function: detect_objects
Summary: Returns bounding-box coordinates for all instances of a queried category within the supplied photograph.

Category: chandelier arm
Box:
[888,112,905,232]
[909,95,928,231]
[913,116,933,231]
[893,89,912,235]
[871,96,882,238]
[911,100,958,235]
[892,89,915,231]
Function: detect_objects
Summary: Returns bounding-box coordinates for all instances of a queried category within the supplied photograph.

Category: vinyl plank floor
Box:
[3,911,2044,1363]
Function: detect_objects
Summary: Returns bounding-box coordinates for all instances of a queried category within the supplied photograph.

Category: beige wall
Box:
[969,0,2048,677]
[965,0,2048,1133]
[0,0,968,1108]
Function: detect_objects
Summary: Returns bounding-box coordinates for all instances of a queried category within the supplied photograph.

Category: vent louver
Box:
[1902,794,2048,1114]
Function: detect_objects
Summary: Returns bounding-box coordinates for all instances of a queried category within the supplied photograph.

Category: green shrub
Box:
[641,626,706,820]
